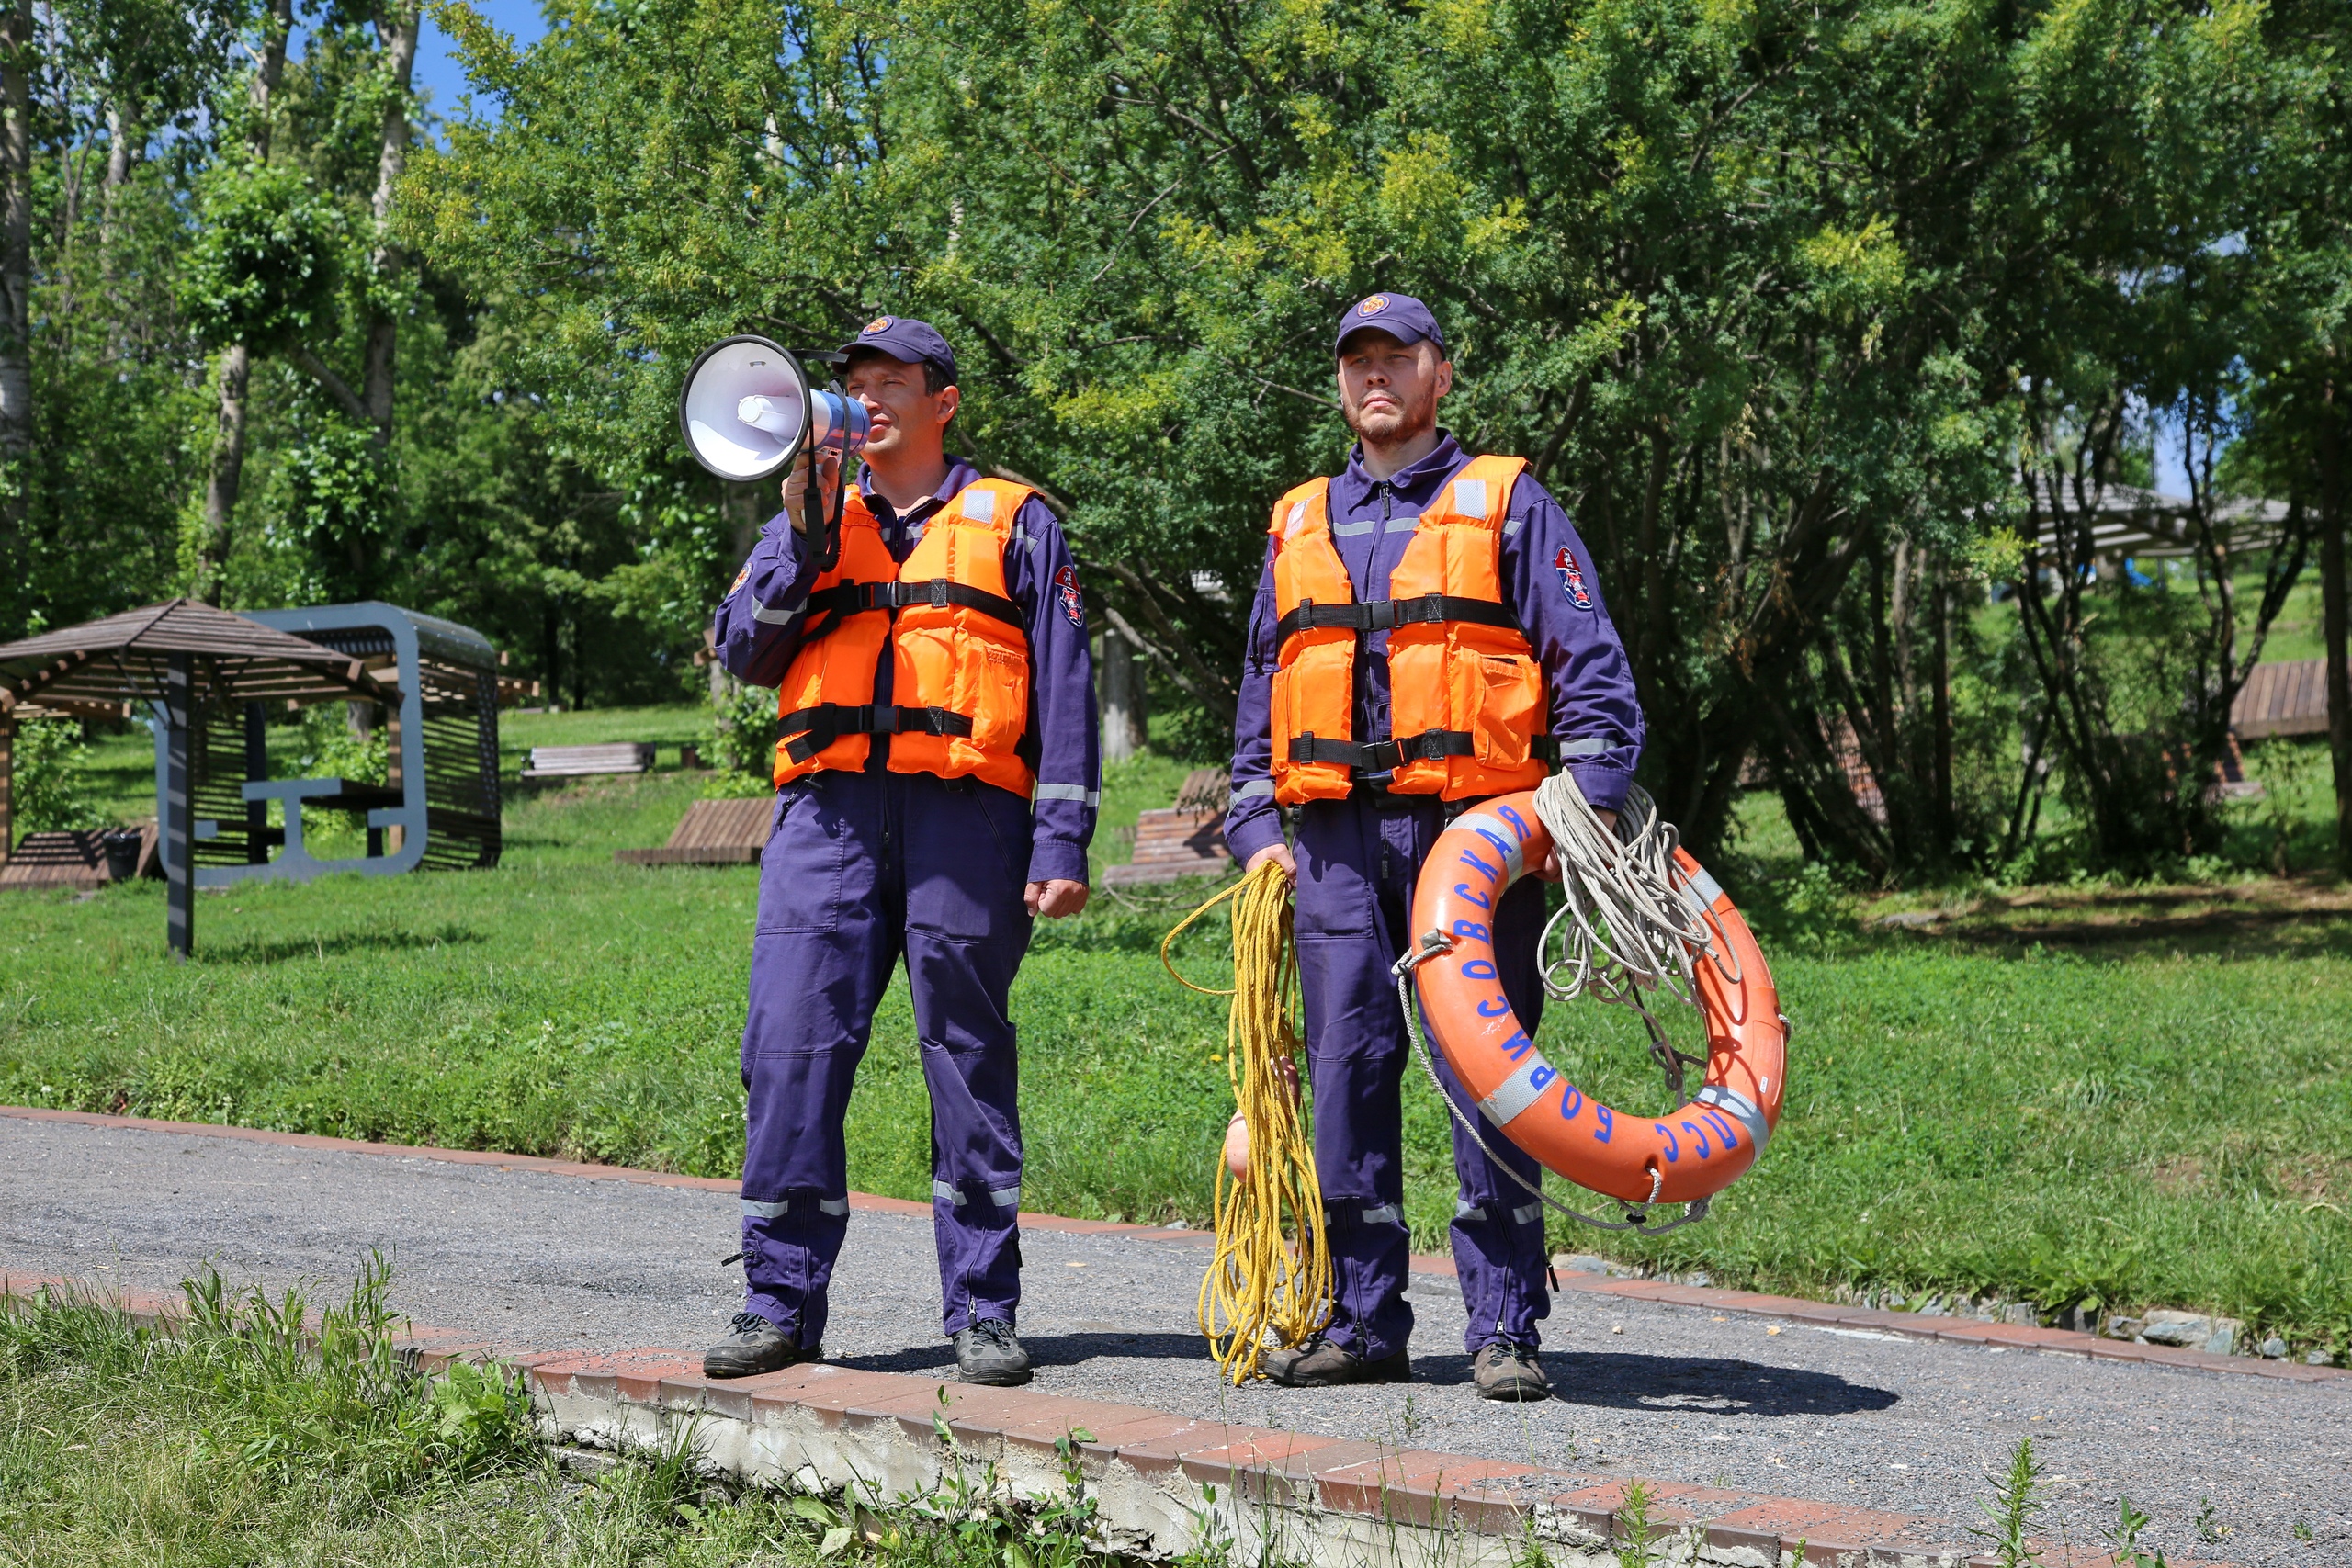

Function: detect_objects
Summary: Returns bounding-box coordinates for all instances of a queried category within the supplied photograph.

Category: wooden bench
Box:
[520,743,657,781]
[1103,767,1233,887]
[2233,659,2330,740]
[0,826,158,891]
[615,795,775,866]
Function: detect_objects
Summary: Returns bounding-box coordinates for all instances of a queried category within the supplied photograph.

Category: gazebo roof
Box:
[0,598,396,719]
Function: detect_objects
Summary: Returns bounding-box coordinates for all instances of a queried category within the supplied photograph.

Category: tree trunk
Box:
[194,344,254,604]
[362,0,421,451]
[1101,626,1145,763]
[193,0,292,602]
[100,104,135,272]
[2321,378,2350,880]
[0,0,34,564]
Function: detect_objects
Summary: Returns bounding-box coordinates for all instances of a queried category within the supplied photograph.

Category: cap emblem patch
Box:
[863,316,892,334]
[1358,295,1391,317]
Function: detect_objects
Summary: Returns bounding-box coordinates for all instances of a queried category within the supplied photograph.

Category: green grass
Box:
[0,1272,1114,1568]
[5,711,2350,1359]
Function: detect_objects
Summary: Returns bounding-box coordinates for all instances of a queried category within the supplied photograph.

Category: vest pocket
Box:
[1473,652,1543,768]
[974,643,1029,752]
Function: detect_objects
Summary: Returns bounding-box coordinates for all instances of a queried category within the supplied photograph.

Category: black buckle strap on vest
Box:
[1275,593,1521,646]
[1290,729,1564,777]
[803,579,1023,631]
[780,703,976,764]
[1289,728,1474,774]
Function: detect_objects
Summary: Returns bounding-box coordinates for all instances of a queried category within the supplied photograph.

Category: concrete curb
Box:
[6,1104,2340,1391]
[6,1269,2225,1568]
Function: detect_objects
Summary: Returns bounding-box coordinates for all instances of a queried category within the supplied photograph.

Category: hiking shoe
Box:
[1261,1334,1410,1387]
[1472,1340,1549,1402]
[703,1312,818,1379]
[953,1317,1034,1386]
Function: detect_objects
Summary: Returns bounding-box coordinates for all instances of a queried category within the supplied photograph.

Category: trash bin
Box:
[101,829,142,883]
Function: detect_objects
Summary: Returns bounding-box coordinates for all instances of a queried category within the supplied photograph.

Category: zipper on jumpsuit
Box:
[1379,475,1505,1339]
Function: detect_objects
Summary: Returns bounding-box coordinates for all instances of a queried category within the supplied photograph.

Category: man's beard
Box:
[1344,382,1439,447]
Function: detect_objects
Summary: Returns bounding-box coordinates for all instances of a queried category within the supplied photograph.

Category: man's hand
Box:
[1532,807,1615,883]
[1026,879,1089,919]
[1245,842,1296,879]
[781,449,843,535]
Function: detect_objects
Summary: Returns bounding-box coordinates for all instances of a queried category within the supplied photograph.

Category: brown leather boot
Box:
[1261,1334,1411,1386]
[1472,1340,1550,1401]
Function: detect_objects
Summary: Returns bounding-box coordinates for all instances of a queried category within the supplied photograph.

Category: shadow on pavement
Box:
[1419,1349,1898,1417]
[834,1329,1217,1377]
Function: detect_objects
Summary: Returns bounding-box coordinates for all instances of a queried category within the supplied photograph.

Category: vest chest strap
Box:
[1288,729,1563,778]
[1275,592,1520,645]
[804,578,1023,631]
[779,703,976,765]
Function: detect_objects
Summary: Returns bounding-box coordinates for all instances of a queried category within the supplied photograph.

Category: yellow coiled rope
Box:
[1160,862,1331,1383]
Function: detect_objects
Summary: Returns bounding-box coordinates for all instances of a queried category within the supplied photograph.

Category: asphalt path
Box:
[4,1113,2345,1566]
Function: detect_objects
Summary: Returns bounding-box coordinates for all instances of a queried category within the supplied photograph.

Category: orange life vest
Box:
[772,478,1035,797]
[1267,453,1552,805]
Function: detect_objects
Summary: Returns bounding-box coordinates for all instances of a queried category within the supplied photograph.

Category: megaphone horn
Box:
[677,334,871,485]
[680,333,871,571]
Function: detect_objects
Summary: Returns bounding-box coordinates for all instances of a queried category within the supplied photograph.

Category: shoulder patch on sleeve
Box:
[728,565,752,599]
[1053,564,1086,627]
[1553,547,1594,610]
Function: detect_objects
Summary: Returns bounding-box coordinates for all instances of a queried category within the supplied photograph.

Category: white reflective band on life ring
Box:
[1448,812,1526,884]
[1691,1083,1771,1156]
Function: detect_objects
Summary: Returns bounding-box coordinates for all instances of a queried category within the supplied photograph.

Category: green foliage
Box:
[179,162,350,354]
[707,678,780,788]
[1968,1438,2045,1568]
[294,702,390,786]
[7,719,103,834]
[0,1260,1124,1568]
[2105,1497,2168,1568]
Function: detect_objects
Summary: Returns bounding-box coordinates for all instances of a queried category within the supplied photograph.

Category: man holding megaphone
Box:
[701,315,1099,1386]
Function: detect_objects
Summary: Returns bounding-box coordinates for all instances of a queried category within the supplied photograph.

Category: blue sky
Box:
[412,0,548,131]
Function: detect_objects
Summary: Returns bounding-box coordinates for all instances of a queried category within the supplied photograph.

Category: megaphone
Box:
[680,333,871,568]
[679,334,870,482]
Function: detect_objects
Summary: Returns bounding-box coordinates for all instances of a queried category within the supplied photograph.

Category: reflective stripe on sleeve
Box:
[1557,737,1607,758]
[1034,783,1099,805]
[1232,777,1275,799]
[752,601,801,626]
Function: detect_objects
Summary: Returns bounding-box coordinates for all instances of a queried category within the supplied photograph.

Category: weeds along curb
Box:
[6,1269,2243,1568]
[6,1105,2341,1393]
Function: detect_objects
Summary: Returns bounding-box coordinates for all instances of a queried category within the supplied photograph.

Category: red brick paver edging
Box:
[1,1269,2237,1568]
[6,1103,2342,1390]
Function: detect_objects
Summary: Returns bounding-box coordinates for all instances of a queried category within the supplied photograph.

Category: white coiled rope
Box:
[1529,772,1735,1016]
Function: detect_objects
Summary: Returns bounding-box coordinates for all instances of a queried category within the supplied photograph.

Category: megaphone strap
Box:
[779,703,977,764]
[802,579,1023,633]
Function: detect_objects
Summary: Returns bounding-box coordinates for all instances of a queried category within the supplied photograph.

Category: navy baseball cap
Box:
[841,313,957,384]
[1335,292,1446,357]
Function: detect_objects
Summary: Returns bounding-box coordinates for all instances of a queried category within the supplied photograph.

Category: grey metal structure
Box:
[153,602,503,887]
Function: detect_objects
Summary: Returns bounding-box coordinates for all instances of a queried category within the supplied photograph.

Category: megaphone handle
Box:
[816,450,848,571]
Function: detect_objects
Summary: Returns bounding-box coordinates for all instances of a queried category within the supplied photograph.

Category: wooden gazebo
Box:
[0,599,396,956]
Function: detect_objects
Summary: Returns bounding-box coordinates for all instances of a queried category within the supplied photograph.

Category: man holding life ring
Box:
[1223,293,1643,1400]
[704,315,1099,1387]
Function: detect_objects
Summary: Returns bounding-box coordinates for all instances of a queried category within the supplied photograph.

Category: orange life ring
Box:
[1406,792,1786,1208]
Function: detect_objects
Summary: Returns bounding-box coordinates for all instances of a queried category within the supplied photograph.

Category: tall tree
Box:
[194,0,293,605]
